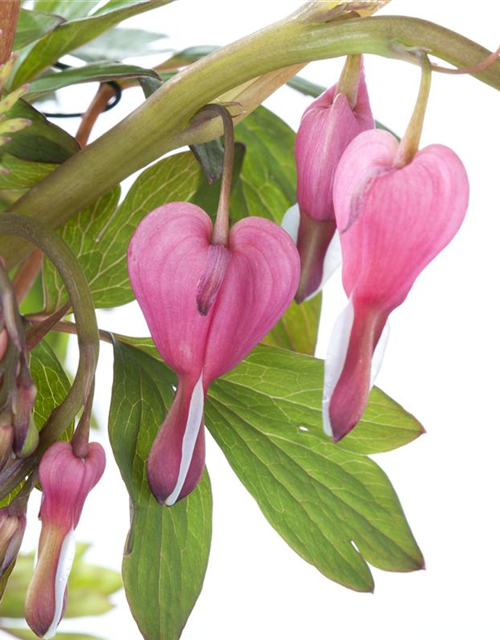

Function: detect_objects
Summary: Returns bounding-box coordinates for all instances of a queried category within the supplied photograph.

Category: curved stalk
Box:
[2,15,500,265]
[0,214,99,501]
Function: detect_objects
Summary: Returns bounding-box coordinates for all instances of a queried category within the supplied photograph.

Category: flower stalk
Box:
[2,13,500,267]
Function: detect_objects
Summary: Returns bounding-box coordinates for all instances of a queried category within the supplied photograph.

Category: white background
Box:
[7,2,500,639]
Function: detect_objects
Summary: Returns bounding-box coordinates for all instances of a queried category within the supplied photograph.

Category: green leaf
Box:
[109,341,212,640]
[205,344,424,591]
[33,0,101,20]
[24,61,161,99]
[262,294,321,355]
[190,138,224,184]
[0,543,121,620]
[29,338,73,436]
[0,154,56,189]
[161,45,218,69]
[13,0,174,86]
[110,336,423,593]
[1,630,106,640]
[43,152,203,310]
[287,75,326,98]
[74,27,169,62]
[13,9,64,51]
[1,99,80,163]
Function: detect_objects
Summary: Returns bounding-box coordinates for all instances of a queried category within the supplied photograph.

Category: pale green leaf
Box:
[13,0,174,86]
[33,1,101,20]
[74,27,169,62]
[109,341,212,640]
[13,9,64,51]
[0,154,56,190]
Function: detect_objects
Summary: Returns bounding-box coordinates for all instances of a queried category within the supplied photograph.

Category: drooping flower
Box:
[25,441,105,639]
[323,128,469,441]
[128,203,300,506]
[289,55,374,302]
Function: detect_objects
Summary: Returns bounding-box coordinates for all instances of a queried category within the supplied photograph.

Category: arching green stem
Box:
[2,14,500,265]
[0,214,99,501]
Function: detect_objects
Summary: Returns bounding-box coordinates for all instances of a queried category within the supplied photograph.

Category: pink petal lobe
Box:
[334,130,469,308]
[147,374,205,505]
[196,243,231,316]
[127,203,213,375]
[327,298,389,441]
[203,217,300,382]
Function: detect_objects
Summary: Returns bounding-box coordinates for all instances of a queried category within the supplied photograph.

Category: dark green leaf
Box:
[13,9,64,51]
[43,152,203,310]
[190,138,224,184]
[24,61,161,99]
[1,99,80,163]
[0,154,56,190]
[205,344,424,591]
[287,75,326,98]
[74,27,169,62]
[29,338,72,436]
[0,543,121,620]
[13,0,174,86]
[109,341,212,640]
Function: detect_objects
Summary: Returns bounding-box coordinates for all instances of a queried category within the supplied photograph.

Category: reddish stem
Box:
[0,0,21,65]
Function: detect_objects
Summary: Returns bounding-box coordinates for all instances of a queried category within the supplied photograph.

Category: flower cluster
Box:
[128,54,468,507]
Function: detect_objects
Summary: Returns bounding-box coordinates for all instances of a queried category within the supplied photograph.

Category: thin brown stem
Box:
[76,83,119,148]
[12,249,43,305]
[0,0,21,65]
[25,302,71,350]
[432,43,500,75]
[26,316,113,345]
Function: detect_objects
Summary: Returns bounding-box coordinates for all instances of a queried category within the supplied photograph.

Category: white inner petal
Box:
[166,374,204,506]
[370,320,390,387]
[322,298,355,437]
[303,231,342,302]
[44,529,76,640]
[281,203,300,243]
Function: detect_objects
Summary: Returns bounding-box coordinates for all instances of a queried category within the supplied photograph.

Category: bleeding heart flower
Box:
[289,55,374,303]
[128,203,300,506]
[323,129,469,441]
[25,441,105,639]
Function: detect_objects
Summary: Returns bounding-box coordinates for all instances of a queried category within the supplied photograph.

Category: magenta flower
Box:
[323,129,469,441]
[290,56,374,302]
[128,203,300,505]
[25,441,105,639]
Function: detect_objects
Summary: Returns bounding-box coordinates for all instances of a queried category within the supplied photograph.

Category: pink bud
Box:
[128,203,300,505]
[294,58,374,302]
[324,129,469,441]
[25,442,105,639]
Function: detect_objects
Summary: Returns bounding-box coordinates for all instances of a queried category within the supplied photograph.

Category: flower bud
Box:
[25,442,105,639]
[293,56,374,302]
[0,506,26,579]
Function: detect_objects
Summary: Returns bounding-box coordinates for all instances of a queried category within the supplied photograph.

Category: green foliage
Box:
[13,0,174,87]
[0,154,56,190]
[29,338,73,436]
[42,152,204,311]
[24,62,161,100]
[1,99,79,163]
[110,336,423,593]
[109,342,212,640]
[13,9,64,51]
[0,543,122,619]
[74,27,170,62]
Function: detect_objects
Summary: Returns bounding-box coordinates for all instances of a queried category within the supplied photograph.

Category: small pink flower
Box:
[128,203,299,505]
[290,57,374,302]
[0,506,26,578]
[323,129,469,441]
[25,442,105,639]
